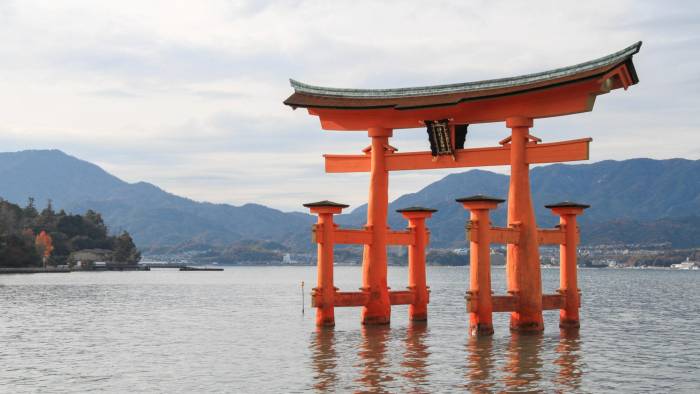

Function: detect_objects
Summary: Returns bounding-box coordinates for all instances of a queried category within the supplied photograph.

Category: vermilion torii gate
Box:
[285,42,641,333]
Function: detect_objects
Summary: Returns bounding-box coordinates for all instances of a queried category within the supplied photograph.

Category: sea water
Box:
[0,267,698,392]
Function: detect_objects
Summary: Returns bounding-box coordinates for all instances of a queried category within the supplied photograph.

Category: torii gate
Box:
[285,42,641,334]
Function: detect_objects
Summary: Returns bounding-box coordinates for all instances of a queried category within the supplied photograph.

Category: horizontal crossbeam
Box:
[311,225,416,245]
[311,289,422,308]
[466,293,573,313]
[542,293,566,310]
[466,225,577,246]
[333,291,369,307]
[388,290,415,305]
[493,295,519,313]
[465,226,520,244]
[325,138,591,173]
[312,225,372,244]
[537,229,566,245]
[386,230,414,245]
[334,228,372,244]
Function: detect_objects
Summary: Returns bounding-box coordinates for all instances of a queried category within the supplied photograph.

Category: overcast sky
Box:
[1,1,698,212]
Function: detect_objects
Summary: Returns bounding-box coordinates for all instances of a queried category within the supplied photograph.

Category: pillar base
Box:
[409,300,428,322]
[316,317,335,327]
[509,314,544,333]
[470,323,494,336]
[559,318,580,329]
[361,315,390,325]
[409,313,427,322]
[361,287,391,325]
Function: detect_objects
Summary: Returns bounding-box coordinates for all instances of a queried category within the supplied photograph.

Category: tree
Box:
[24,197,38,218]
[0,197,139,267]
[83,210,108,239]
[0,234,41,267]
[35,199,57,232]
[41,199,54,216]
[112,231,141,264]
[35,230,54,267]
[0,200,22,235]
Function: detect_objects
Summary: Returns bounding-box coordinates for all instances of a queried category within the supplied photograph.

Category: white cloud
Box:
[0,0,698,211]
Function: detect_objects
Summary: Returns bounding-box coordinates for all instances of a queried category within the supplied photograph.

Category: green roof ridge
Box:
[290,42,641,99]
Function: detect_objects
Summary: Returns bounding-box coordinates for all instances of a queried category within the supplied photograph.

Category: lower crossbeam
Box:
[311,289,420,308]
[467,293,576,313]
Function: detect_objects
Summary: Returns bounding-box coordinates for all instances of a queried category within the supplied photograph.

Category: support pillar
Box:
[304,200,349,327]
[546,202,589,329]
[361,127,393,325]
[505,116,544,332]
[457,195,504,336]
[397,207,437,321]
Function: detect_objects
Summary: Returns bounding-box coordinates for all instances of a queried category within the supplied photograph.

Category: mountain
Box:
[2,150,699,251]
[336,158,700,247]
[0,150,314,250]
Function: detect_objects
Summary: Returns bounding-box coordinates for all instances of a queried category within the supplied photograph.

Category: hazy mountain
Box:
[0,150,314,250]
[2,150,699,250]
[337,158,700,247]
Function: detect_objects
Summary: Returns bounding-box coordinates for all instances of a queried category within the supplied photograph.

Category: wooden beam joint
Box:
[467,222,520,245]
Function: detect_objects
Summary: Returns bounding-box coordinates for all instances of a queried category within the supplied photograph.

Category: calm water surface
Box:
[0,267,698,393]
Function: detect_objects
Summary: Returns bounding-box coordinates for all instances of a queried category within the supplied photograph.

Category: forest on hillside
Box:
[0,197,140,267]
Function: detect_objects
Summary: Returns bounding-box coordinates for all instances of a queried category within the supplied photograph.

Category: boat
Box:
[179,266,224,271]
[670,258,699,270]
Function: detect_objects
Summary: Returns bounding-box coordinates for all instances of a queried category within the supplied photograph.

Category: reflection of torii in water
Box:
[286,41,642,333]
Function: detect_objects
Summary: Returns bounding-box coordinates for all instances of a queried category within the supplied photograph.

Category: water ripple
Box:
[0,267,698,392]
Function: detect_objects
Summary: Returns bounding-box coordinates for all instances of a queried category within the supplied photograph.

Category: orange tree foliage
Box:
[35,230,54,258]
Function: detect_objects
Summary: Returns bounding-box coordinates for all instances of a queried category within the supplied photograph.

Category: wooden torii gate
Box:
[285,42,641,334]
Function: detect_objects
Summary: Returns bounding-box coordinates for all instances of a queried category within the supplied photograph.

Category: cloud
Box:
[89,89,143,98]
[0,0,698,211]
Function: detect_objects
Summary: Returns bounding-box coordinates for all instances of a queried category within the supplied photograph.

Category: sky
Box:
[1,1,698,212]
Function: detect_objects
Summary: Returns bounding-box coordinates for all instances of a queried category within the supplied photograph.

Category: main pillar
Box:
[546,202,589,329]
[361,127,393,325]
[397,207,436,321]
[505,116,544,332]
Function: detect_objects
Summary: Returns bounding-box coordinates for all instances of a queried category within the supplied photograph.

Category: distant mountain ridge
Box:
[0,150,314,250]
[2,150,699,250]
[336,158,700,247]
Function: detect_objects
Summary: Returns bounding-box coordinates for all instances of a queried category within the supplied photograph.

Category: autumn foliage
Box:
[1,198,140,267]
[35,230,54,259]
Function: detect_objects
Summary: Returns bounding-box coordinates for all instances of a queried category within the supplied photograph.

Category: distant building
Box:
[68,249,113,268]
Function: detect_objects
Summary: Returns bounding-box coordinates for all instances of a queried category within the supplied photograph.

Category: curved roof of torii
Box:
[283,42,642,130]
